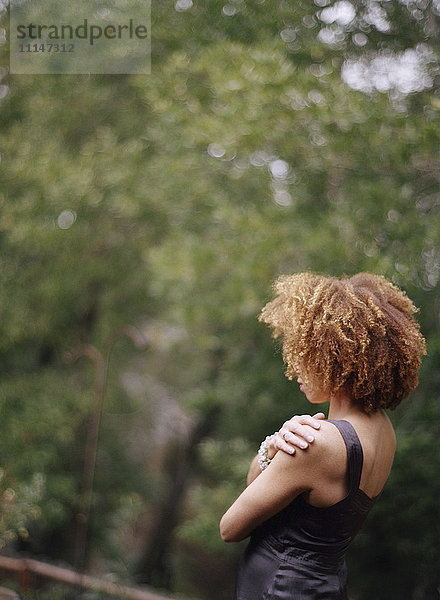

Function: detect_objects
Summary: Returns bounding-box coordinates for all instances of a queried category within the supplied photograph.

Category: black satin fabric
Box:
[234,420,377,600]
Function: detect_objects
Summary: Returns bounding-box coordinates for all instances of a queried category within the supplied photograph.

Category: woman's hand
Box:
[272,413,326,456]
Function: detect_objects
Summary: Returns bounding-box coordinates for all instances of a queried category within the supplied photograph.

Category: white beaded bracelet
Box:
[257,432,277,471]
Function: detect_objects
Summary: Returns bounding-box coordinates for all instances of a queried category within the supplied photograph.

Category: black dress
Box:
[234,420,378,600]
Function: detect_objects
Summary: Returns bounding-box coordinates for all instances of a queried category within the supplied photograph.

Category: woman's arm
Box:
[220,438,325,542]
[246,455,261,486]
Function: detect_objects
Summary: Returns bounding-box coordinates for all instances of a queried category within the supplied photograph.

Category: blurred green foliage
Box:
[0,0,439,599]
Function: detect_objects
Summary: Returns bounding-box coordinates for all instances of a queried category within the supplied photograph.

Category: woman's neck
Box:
[327,390,364,421]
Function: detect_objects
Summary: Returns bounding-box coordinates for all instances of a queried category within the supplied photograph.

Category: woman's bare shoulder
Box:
[311,421,349,476]
[272,420,348,485]
[297,420,351,505]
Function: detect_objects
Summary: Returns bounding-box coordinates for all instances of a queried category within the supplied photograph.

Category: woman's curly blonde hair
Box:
[259,272,426,413]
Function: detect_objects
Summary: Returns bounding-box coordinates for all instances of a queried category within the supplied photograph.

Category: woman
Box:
[220,272,426,599]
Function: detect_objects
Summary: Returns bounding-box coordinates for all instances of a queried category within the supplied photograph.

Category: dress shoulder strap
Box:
[327,419,364,493]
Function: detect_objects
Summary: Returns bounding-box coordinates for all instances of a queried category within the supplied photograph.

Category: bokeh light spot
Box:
[57,210,77,230]
[319,1,355,26]
[222,5,237,16]
[175,0,193,12]
[269,159,289,179]
[208,143,226,158]
[280,28,297,42]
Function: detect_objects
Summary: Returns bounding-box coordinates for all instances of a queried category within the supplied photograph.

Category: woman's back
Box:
[348,411,396,498]
[303,411,396,508]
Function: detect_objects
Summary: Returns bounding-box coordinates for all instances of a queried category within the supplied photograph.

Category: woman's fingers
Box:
[292,414,324,429]
[273,432,296,455]
[281,431,309,449]
[283,416,319,438]
[275,413,326,454]
[312,412,326,421]
[274,428,309,452]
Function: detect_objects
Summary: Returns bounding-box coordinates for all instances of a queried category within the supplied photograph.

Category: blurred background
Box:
[0,0,439,599]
